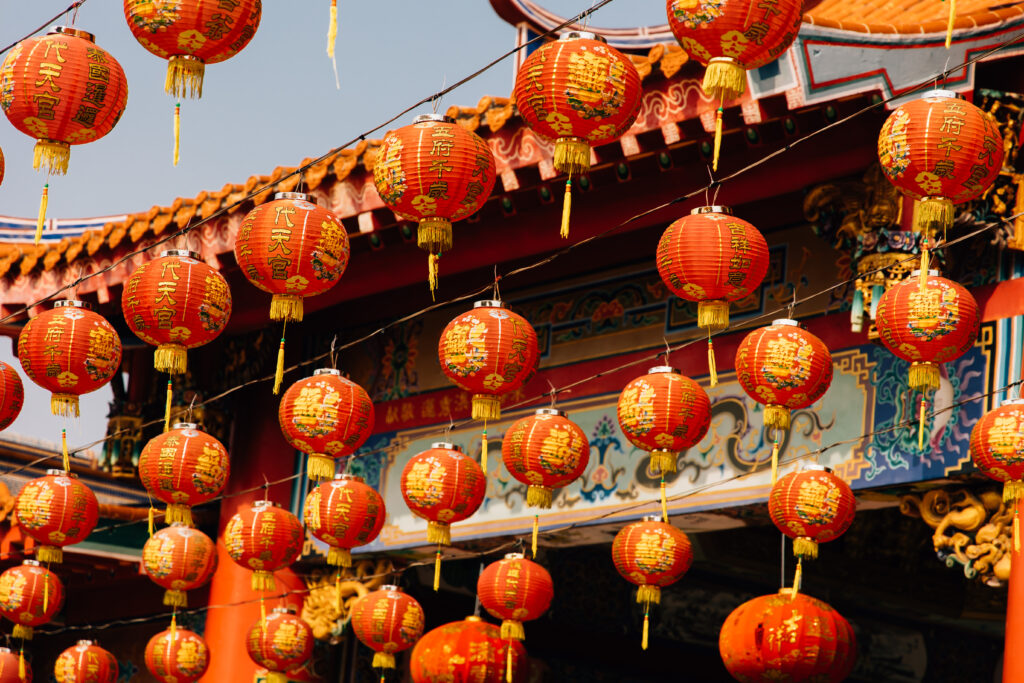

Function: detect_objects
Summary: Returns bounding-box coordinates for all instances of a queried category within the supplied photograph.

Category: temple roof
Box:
[805,0,1024,34]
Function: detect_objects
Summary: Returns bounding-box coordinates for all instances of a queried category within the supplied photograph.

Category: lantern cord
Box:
[946,0,957,50]
[660,478,668,523]
[428,253,440,300]
[260,595,266,622]
[34,184,48,245]
[919,236,931,291]
[493,267,502,301]
[164,379,173,433]
[273,321,287,395]
[662,337,671,365]
[169,610,176,641]
[329,335,338,369]
[531,515,539,558]
[328,0,340,90]
[433,548,442,591]
[918,395,929,450]
[61,429,69,472]
[642,600,650,650]
[185,395,197,423]
[712,105,724,172]
[43,564,49,613]
[173,103,181,167]
[707,333,718,388]
[561,177,573,239]
[769,433,781,485]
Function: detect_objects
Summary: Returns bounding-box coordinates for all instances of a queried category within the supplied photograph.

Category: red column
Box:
[1005,500,1024,682]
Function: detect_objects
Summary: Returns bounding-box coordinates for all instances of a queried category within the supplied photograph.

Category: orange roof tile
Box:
[805,0,1024,34]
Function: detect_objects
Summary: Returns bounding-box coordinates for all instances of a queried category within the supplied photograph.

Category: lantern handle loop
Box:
[444,416,455,439]
[329,335,338,369]
[186,395,197,423]
[262,474,270,502]
[788,288,797,320]
[432,75,447,114]
[493,266,501,301]
[547,380,561,408]
[663,337,672,365]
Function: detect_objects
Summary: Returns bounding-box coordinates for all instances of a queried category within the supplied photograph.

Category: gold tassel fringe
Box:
[251,570,275,592]
[373,652,396,669]
[707,337,718,388]
[43,570,49,612]
[328,546,352,567]
[532,515,539,558]
[553,137,590,175]
[793,537,819,560]
[33,141,70,176]
[642,605,650,650]
[173,103,181,166]
[164,589,187,608]
[913,197,954,235]
[270,295,303,322]
[308,454,336,481]
[1015,511,1021,553]
[36,546,61,564]
[698,300,729,331]
[649,450,676,475]
[560,178,572,239]
[148,505,155,537]
[164,378,173,433]
[481,426,489,476]
[919,245,931,292]
[62,429,70,472]
[636,584,661,605]
[703,58,746,102]
[273,336,286,396]
[18,649,25,679]
[764,405,791,431]
[12,625,32,641]
[428,253,440,299]
[51,393,79,418]
[946,0,957,49]
[712,106,723,172]
[660,479,669,522]
[909,363,940,393]
[770,438,780,485]
[427,521,451,546]
[433,549,441,592]
[527,485,553,509]
[35,184,48,244]
[1004,480,1024,504]
[472,394,501,421]
[327,0,338,57]
[417,217,452,253]
[793,557,803,593]
[501,620,525,641]
[918,397,928,450]
[155,344,188,375]
[165,503,193,527]
[266,673,287,683]
[506,646,514,683]
[166,56,205,99]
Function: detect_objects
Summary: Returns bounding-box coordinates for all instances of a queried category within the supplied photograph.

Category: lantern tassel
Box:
[712,106,724,172]
[428,253,440,300]
[36,546,61,564]
[707,335,718,388]
[51,394,79,418]
[794,557,803,593]
[501,620,525,641]
[481,423,488,476]
[166,56,205,99]
[918,396,928,451]
[1005,480,1024,504]
[328,546,352,567]
[1015,509,1021,553]
[170,613,177,641]
[260,596,266,623]
[173,103,181,166]
[560,177,572,239]
[164,589,187,608]
[336,571,343,615]
[532,514,539,559]
[166,503,193,527]
[18,648,24,680]
[273,324,287,395]
[642,601,650,651]
[33,141,70,175]
[770,435,780,485]
[428,521,451,546]
[506,645,514,683]
[793,537,819,560]
[946,0,956,49]
[660,478,669,523]
[919,244,930,292]
[148,504,155,538]
[327,0,340,89]
[636,584,661,605]
[61,428,70,472]
[35,184,48,244]
[433,548,442,592]
[252,570,275,592]
[164,378,173,433]
[372,653,396,669]
[43,568,49,613]
[12,625,32,641]
[308,454,336,481]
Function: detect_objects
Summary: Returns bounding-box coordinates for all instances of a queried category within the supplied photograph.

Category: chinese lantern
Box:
[141,524,217,607]
[122,250,232,374]
[769,466,856,564]
[477,553,552,681]
[656,206,769,383]
[411,616,527,683]
[234,192,350,393]
[971,400,1024,503]
[373,114,497,292]
[17,300,122,417]
[245,607,313,683]
[138,422,230,527]
[54,641,118,683]
[0,361,24,431]
[351,585,425,671]
[304,473,385,567]
[611,516,693,650]
[617,366,711,476]
[735,319,833,482]
[224,500,303,591]
[502,409,590,509]
[145,625,209,683]
[279,369,375,481]
[719,589,856,683]
[666,0,802,169]
[14,470,99,564]
[512,31,642,238]
[0,560,64,640]
[0,646,30,683]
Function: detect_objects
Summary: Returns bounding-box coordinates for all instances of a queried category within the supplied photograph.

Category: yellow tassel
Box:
[636,584,661,605]
[532,515,539,558]
[793,537,819,560]
[148,505,155,537]
[707,336,718,388]
[51,394,80,418]
[252,570,275,592]
[170,613,177,641]
[918,397,928,451]
[33,141,70,175]
[164,379,173,432]
[1015,511,1020,553]
[919,245,930,292]
[428,253,440,300]
[433,549,442,592]
[166,503,194,527]
[328,546,352,567]
[260,597,266,622]
[793,557,803,594]
[327,1,338,58]
[35,184,48,244]
[273,333,286,395]
[642,602,650,651]
[481,424,489,476]
[36,547,61,564]
[270,295,304,322]
[427,521,451,546]
[506,645,514,683]
[173,103,181,166]
[43,568,49,612]
[307,454,336,481]
[713,106,723,172]
[18,649,24,680]
[527,485,553,509]
[61,429,70,472]
[472,395,501,421]
[770,436,780,485]
[372,652,396,670]
[165,56,205,99]
[946,0,956,49]
[336,571,343,615]
[164,589,187,607]
[660,479,669,522]
[560,178,572,239]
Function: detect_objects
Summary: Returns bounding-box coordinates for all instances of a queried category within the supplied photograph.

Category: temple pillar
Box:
[1004,500,1024,682]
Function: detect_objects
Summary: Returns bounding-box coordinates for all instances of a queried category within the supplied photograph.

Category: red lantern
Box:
[875,272,980,393]
[400,443,486,546]
[278,369,375,481]
[145,626,209,683]
[14,470,98,564]
[0,560,64,640]
[17,300,122,417]
[512,31,642,237]
[719,589,856,683]
[245,607,313,683]
[0,646,30,683]
[617,367,711,475]
[0,361,24,431]
[478,553,553,642]
[224,500,304,592]
[878,90,1003,234]
[138,422,230,526]
[769,467,856,561]
[971,399,1024,503]
[502,409,590,509]
[304,473,385,567]
[373,114,497,291]
[54,641,118,683]
[411,616,527,683]
[141,524,217,607]
[122,250,232,374]
[351,585,425,671]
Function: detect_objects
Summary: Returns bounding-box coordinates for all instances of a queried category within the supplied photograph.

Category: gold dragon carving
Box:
[301,558,392,642]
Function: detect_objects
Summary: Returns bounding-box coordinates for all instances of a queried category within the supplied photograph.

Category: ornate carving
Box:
[301,559,392,643]
[900,487,1011,586]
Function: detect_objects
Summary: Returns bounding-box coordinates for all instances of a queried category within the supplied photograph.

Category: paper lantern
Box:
[304,473,385,567]
[878,90,1003,234]
[141,524,217,607]
[0,560,64,640]
[617,366,711,475]
[138,422,230,526]
[720,589,856,683]
[502,409,590,508]
[769,467,856,561]
[512,31,642,237]
[145,626,209,683]
[351,585,425,671]
[477,553,553,642]
[224,500,303,592]
[122,250,232,374]
[400,443,486,546]
[278,369,375,481]
[14,470,98,564]
[875,271,979,393]
[17,300,122,417]
[410,616,527,683]
[373,114,496,291]
[971,399,1024,503]
[0,361,24,431]
[54,641,118,683]
[0,646,30,683]
[245,607,313,683]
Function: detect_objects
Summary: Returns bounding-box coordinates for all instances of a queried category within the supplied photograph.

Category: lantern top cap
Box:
[465,615,483,622]
[535,408,566,417]
[46,468,77,478]
[772,318,800,328]
[274,191,311,202]
[642,514,664,523]
[251,499,279,509]
[1003,399,1024,406]
[272,606,297,615]
[559,31,606,43]
[910,269,940,278]
[23,559,41,567]
[430,442,461,452]
[504,552,526,560]
[314,368,341,377]
[51,26,94,42]
[335,473,364,483]
[777,588,797,598]
[54,299,90,310]
[413,113,455,125]
[690,205,732,216]
[76,640,95,646]
[921,89,961,101]
[172,422,198,430]
[0,647,9,654]
[160,249,200,260]
[648,365,679,375]
[380,584,401,592]
[800,464,833,474]
[474,299,504,309]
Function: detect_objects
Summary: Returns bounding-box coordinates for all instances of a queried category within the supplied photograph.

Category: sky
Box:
[0,1,671,452]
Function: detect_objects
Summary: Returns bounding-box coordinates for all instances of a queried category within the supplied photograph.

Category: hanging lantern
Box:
[719,589,857,683]
[0,560,64,640]
[245,607,313,683]
[502,409,590,508]
[304,473,385,567]
[617,367,711,475]
[14,470,99,564]
[141,523,217,607]
[769,466,856,561]
[373,114,497,293]
[122,250,232,375]
[0,646,29,683]
[512,31,642,238]
[0,361,24,431]
[17,300,122,417]
[971,399,1024,504]
[351,585,425,672]
[54,641,118,683]
[666,0,802,169]
[145,626,209,683]
[224,500,304,592]
[138,422,230,526]
[878,90,1003,236]
[411,616,527,683]
[401,443,486,546]
[279,368,375,481]
[478,553,553,645]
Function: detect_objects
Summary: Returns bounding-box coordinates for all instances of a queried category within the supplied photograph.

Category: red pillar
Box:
[1005,500,1024,682]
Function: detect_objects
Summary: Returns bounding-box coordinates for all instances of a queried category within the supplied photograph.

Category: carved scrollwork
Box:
[301,559,393,643]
